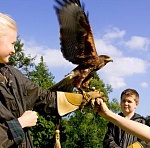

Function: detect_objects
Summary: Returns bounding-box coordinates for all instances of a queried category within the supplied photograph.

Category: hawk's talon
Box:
[80,108,85,114]
[79,103,86,114]
[91,98,95,109]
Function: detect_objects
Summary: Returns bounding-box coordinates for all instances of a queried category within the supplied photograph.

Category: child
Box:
[103,88,149,148]
[0,13,102,147]
[94,98,150,143]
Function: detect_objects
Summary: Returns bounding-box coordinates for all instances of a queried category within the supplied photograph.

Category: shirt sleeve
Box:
[6,118,25,145]
[146,116,150,126]
[103,122,121,148]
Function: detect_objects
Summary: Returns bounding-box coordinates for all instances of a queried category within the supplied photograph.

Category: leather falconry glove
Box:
[57,91,107,116]
[80,91,107,109]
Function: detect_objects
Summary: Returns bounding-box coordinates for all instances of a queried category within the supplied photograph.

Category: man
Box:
[94,98,150,143]
[103,88,148,148]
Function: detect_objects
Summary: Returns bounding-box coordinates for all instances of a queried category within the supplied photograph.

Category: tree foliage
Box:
[61,110,108,148]
[59,72,120,148]
[29,56,57,147]
[29,56,54,89]
[9,37,36,77]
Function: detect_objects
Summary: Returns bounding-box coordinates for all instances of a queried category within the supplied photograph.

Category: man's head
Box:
[120,88,139,116]
[0,13,17,63]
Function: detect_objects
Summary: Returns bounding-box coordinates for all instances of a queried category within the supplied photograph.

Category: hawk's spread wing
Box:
[54,0,98,65]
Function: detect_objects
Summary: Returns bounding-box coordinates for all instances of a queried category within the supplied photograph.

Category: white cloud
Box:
[140,82,149,88]
[42,49,73,68]
[95,39,122,58]
[126,36,150,51]
[106,57,148,76]
[22,39,74,68]
[98,57,149,89]
[94,28,150,89]
[106,76,126,89]
[102,27,126,40]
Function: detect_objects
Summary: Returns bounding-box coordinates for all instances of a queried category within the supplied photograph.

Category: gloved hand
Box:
[57,91,107,116]
[80,91,108,111]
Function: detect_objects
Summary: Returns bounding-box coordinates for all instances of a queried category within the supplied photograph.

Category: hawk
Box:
[52,0,113,93]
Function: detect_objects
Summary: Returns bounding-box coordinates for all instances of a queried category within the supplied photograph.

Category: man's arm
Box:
[95,99,150,142]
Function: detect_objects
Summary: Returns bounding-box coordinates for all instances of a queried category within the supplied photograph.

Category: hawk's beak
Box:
[106,58,113,62]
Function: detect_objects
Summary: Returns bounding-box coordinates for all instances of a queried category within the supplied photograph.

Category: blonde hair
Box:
[0,13,17,41]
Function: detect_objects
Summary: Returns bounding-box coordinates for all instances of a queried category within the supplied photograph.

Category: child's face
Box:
[0,27,17,64]
[120,94,138,115]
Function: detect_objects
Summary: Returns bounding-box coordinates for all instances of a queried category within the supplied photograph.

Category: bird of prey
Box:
[52,0,113,94]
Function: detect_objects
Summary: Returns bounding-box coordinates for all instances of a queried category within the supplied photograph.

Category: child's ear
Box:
[136,102,139,106]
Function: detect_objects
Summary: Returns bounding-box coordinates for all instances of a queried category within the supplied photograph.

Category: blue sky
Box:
[0,0,150,116]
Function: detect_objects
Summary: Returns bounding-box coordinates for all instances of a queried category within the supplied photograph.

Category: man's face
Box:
[120,94,138,115]
[0,28,17,64]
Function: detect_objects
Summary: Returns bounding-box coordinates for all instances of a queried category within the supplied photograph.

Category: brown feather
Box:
[54,0,113,93]
[54,0,97,64]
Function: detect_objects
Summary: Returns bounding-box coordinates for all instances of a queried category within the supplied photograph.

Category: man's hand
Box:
[94,98,110,118]
[18,111,38,128]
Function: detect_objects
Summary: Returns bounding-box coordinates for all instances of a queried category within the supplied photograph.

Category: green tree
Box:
[9,37,36,77]
[29,56,54,89]
[108,98,121,113]
[29,56,57,147]
[89,72,112,98]
[61,109,108,148]
[60,72,120,148]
